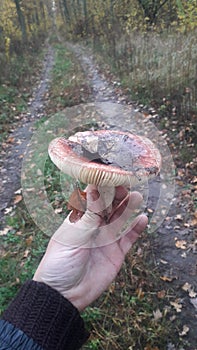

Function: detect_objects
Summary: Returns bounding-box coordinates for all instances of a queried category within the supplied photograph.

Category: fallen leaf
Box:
[170,300,182,312]
[157,290,166,299]
[160,275,175,282]
[176,180,184,186]
[182,282,197,297]
[175,214,183,221]
[189,290,197,298]
[26,236,33,246]
[175,240,187,249]
[190,217,197,227]
[144,346,159,350]
[190,298,197,311]
[13,194,23,204]
[4,207,13,214]
[67,188,87,223]
[0,226,11,236]
[108,283,115,294]
[23,249,30,259]
[7,136,15,143]
[14,188,22,194]
[153,308,162,321]
[179,325,189,336]
[191,176,197,183]
[16,231,22,236]
[136,288,144,300]
[67,188,87,211]
[37,169,42,176]
[54,208,63,214]
[182,282,191,291]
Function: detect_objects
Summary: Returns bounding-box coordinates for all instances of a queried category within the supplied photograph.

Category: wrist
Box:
[3,280,89,349]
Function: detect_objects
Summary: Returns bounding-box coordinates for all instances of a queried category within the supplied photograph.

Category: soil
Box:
[0,41,196,349]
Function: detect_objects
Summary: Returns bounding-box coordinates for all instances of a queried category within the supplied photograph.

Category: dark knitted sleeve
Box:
[2,280,89,350]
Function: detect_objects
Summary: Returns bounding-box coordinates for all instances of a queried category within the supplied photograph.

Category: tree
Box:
[137,0,170,27]
[13,0,27,42]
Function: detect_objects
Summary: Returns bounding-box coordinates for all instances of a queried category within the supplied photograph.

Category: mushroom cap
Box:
[48,130,161,187]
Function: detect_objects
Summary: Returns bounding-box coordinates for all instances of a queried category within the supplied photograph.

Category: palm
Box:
[34,186,147,311]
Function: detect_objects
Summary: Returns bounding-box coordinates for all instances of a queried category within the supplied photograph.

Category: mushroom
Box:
[48,129,161,222]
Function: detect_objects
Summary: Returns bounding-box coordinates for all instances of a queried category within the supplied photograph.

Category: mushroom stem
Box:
[97,185,115,221]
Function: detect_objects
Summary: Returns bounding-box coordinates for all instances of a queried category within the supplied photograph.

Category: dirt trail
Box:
[0,41,196,349]
[0,45,55,221]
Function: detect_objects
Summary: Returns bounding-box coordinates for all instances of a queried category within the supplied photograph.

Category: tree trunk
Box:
[13,0,27,43]
[83,0,88,35]
[61,0,70,22]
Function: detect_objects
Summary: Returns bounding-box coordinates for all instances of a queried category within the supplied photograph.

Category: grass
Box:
[91,29,197,168]
[93,29,197,117]
[0,204,49,313]
[45,43,92,115]
[0,48,45,145]
[79,238,179,350]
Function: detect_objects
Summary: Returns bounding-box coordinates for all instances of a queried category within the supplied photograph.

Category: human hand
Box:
[33,186,148,311]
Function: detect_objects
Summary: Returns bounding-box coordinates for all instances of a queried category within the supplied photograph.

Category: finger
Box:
[109,191,143,223]
[111,186,128,213]
[94,193,144,247]
[119,214,148,254]
[114,186,128,202]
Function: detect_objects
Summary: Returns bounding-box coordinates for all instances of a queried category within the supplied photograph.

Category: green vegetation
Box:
[45,44,92,113]
[1,1,196,349]
[0,49,44,144]
[81,263,175,349]
[0,205,49,313]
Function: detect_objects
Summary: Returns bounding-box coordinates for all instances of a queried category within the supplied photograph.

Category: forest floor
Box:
[0,40,196,350]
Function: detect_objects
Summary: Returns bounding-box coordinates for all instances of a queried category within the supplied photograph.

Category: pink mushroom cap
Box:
[48,129,162,188]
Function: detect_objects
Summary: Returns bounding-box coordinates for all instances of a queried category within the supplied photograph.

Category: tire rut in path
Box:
[0,45,55,222]
[68,43,197,349]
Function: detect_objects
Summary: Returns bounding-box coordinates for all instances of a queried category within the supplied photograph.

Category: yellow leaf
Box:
[26,235,33,246]
[160,275,174,282]
[175,240,187,249]
[136,288,144,300]
[13,194,23,204]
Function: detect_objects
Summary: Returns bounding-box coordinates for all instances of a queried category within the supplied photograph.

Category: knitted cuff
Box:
[3,280,89,350]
